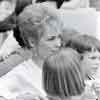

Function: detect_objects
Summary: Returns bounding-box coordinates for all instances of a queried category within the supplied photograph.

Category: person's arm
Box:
[61,0,81,9]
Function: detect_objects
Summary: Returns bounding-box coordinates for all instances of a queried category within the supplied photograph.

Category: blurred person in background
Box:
[63,34,100,100]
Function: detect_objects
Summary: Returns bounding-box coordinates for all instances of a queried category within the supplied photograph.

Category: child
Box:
[64,34,100,100]
[0,4,63,99]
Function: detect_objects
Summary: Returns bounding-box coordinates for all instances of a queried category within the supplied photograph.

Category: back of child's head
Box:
[42,48,85,98]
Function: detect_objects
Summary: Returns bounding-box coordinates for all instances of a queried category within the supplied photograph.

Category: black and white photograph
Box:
[0,0,100,100]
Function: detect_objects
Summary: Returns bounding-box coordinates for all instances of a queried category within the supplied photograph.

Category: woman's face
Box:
[81,50,100,78]
[42,21,62,51]
[42,33,61,51]
[38,32,61,59]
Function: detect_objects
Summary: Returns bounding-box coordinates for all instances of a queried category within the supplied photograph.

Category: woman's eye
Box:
[89,56,97,60]
[47,36,56,41]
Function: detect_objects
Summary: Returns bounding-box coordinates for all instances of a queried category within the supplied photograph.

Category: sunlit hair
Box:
[65,34,100,53]
[17,4,63,48]
[43,48,85,98]
[0,0,32,32]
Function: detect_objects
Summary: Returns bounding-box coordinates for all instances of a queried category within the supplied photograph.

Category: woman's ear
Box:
[28,38,35,48]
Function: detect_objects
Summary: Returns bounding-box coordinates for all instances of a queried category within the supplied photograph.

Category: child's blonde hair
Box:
[43,48,85,98]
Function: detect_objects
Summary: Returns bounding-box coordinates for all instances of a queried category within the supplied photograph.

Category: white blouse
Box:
[0,59,46,99]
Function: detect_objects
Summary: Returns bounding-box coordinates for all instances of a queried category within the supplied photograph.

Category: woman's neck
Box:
[31,48,44,68]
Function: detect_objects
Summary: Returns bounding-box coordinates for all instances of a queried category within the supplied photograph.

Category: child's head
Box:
[66,34,100,53]
[42,48,85,99]
[81,48,100,78]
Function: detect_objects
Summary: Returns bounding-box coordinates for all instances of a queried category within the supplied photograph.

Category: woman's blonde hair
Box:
[17,4,63,48]
[43,48,85,98]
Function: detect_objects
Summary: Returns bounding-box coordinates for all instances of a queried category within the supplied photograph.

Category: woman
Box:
[0,2,61,74]
[0,4,63,99]
[42,48,85,100]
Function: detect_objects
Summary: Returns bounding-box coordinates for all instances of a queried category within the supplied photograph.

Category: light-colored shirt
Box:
[0,59,46,99]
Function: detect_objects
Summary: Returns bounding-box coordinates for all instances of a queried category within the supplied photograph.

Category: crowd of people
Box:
[0,0,100,100]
